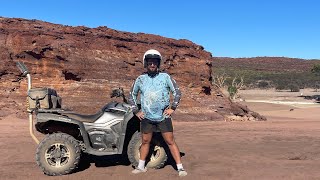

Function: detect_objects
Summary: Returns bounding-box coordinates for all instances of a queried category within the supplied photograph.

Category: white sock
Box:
[138,160,145,170]
[177,163,184,170]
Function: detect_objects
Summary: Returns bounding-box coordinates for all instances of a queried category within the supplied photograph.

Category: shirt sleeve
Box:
[166,75,181,110]
[128,78,140,114]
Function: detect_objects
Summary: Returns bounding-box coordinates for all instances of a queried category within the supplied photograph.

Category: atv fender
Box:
[36,113,92,153]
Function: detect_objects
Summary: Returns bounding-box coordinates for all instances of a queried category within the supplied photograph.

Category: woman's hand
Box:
[163,108,174,117]
[136,111,145,120]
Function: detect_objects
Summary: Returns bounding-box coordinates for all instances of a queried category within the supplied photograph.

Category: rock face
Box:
[0,17,264,121]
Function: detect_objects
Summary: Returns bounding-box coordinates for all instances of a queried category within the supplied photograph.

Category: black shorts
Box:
[141,118,173,133]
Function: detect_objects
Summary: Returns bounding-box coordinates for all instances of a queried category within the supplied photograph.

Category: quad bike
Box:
[16,62,168,176]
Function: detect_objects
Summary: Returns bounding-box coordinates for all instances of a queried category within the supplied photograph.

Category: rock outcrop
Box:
[0,17,265,121]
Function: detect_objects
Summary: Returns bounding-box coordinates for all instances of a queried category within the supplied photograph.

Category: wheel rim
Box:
[150,146,161,161]
[45,143,70,168]
[138,144,162,162]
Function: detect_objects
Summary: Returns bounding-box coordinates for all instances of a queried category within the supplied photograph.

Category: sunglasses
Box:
[147,61,159,66]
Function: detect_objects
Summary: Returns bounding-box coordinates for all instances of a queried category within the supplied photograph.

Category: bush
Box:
[257,80,270,89]
[275,84,287,91]
[288,84,300,92]
[227,86,237,99]
[212,67,320,90]
[311,64,320,76]
[313,83,320,92]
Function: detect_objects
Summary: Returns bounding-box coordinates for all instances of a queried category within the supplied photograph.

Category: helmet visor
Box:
[145,54,161,60]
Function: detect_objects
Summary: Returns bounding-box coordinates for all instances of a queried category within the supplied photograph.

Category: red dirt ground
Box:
[1,104,320,180]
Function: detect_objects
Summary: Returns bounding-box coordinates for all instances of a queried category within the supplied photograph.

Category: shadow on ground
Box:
[75,150,186,173]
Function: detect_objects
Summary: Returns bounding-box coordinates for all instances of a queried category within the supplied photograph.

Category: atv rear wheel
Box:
[36,133,81,176]
[127,131,167,169]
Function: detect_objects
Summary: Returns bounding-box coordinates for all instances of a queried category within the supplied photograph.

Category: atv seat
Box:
[60,110,104,123]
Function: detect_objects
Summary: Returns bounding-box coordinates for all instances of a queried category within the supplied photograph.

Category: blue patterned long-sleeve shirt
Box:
[128,72,181,122]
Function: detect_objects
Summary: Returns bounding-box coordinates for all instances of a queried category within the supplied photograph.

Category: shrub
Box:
[275,84,287,91]
[227,86,237,99]
[288,84,300,92]
[257,80,270,89]
[212,66,320,90]
[313,82,320,92]
[311,64,320,76]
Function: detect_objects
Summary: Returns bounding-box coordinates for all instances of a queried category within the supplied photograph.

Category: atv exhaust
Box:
[16,62,40,144]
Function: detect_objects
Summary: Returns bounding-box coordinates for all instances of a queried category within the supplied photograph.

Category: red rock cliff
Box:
[0,17,263,121]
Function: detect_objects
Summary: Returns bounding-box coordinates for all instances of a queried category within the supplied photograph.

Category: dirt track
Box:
[1,105,320,180]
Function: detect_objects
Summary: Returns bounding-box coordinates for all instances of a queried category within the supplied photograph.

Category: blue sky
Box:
[0,0,319,59]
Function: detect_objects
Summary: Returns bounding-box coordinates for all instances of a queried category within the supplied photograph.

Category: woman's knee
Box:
[165,139,176,146]
[141,135,152,144]
[142,138,151,145]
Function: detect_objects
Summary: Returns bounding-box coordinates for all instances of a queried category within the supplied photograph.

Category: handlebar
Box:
[110,88,128,103]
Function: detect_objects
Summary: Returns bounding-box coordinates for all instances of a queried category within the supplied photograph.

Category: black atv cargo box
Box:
[27,88,61,109]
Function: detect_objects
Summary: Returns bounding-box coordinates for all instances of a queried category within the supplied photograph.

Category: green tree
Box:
[227,77,244,100]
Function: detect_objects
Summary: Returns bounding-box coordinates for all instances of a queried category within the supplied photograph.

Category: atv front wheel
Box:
[36,133,81,176]
[127,131,167,169]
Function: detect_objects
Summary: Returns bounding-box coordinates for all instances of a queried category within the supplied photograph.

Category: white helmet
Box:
[143,49,162,68]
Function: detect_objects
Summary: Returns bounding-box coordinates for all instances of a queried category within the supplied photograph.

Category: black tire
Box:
[36,133,81,176]
[127,131,167,169]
